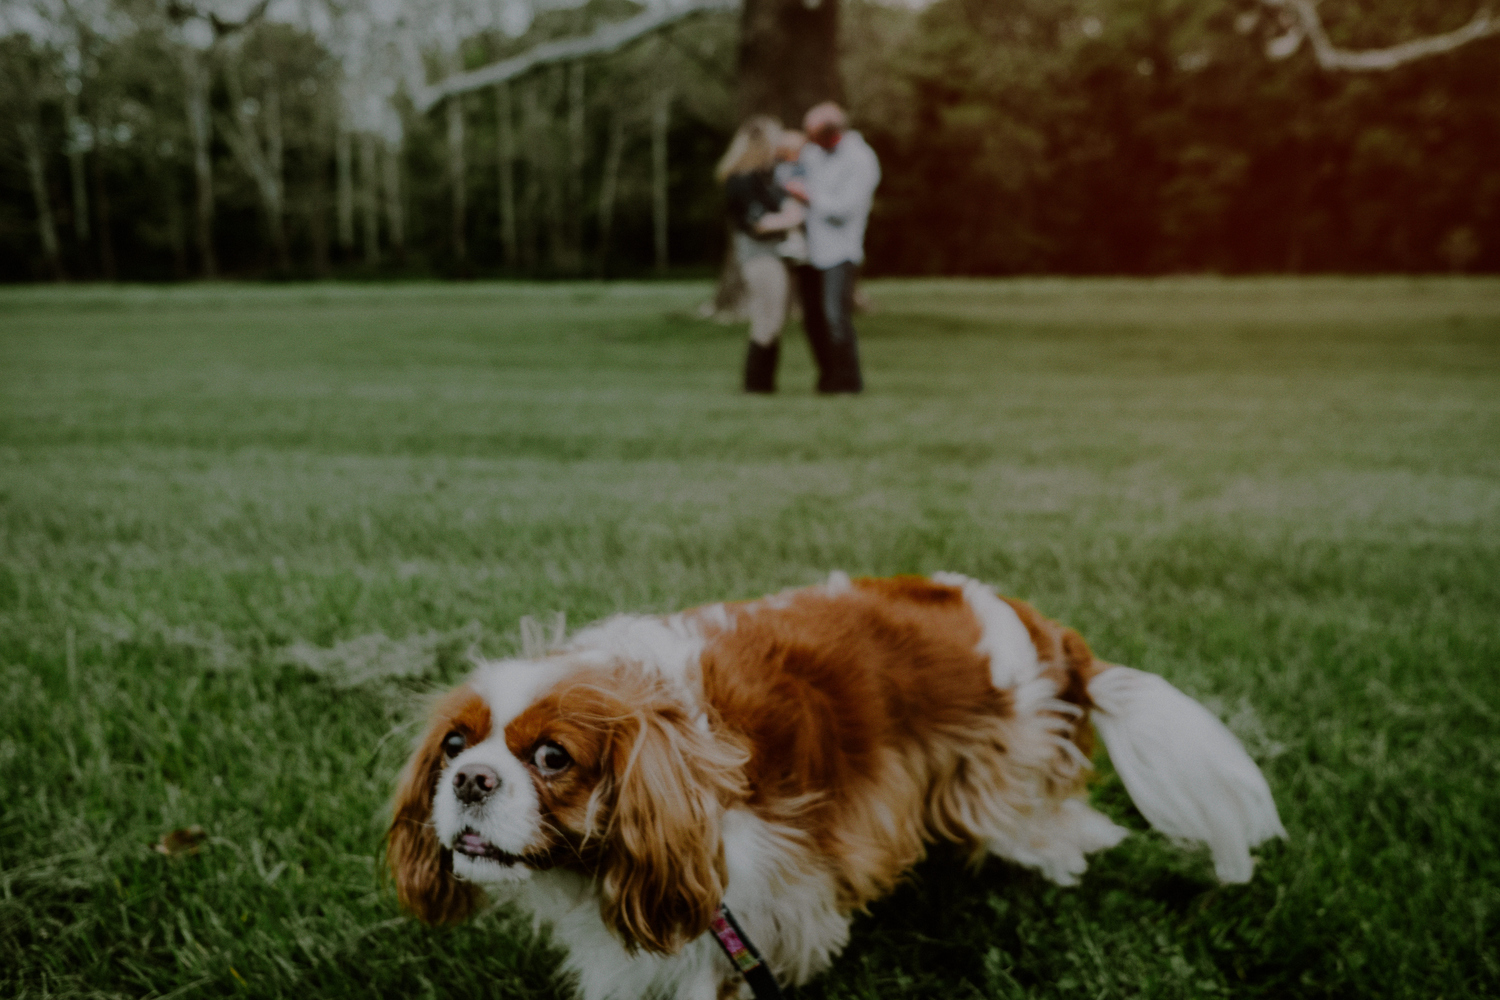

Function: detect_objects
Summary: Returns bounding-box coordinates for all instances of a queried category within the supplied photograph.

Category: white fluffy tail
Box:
[1088,666,1286,883]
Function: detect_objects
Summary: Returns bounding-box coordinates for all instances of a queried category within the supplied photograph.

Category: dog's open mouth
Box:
[452,830,528,866]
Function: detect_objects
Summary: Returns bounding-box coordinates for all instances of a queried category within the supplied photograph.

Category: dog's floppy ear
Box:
[385,689,487,925]
[597,691,748,954]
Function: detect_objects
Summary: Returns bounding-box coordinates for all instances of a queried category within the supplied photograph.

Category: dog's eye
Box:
[441,732,467,758]
[532,741,572,776]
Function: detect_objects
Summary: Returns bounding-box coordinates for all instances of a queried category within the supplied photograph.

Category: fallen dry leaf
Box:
[153,825,209,857]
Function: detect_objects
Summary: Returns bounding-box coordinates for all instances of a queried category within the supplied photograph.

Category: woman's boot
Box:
[743,340,780,393]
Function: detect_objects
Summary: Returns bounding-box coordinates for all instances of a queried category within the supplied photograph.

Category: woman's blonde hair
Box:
[714,116,782,183]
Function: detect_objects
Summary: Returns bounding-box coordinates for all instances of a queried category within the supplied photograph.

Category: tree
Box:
[702,0,844,312]
[141,0,277,276]
[400,0,843,284]
[176,21,217,275]
[0,0,127,278]
[0,0,854,279]
[0,34,66,279]
[219,33,290,268]
[1258,0,1499,70]
[845,0,1500,275]
[736,0,841,122]
[404,0,738,113]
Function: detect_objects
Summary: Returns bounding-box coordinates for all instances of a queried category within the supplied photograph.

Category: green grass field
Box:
[2,278,1498,999]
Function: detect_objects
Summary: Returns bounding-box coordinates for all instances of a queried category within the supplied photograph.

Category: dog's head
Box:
[387,659,748,953]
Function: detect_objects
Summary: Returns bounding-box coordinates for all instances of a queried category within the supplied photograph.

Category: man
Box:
[783,102,881,394]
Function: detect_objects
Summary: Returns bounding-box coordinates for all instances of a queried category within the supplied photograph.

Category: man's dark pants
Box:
[795,261,863,394]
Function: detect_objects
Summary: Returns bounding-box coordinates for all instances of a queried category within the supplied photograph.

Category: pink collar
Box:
[709,904,784,998]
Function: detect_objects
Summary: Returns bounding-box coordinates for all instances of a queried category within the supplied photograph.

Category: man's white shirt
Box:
[799,130,881,269]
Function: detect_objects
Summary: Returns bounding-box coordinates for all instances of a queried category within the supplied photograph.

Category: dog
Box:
[387,573,1284,999]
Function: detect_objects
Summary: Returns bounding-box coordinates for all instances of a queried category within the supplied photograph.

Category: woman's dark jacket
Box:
[724,170,785,235]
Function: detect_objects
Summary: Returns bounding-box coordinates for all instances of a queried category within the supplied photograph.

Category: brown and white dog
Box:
[388,573,1284,999]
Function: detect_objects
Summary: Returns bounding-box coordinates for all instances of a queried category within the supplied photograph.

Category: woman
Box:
[715,117,807,393]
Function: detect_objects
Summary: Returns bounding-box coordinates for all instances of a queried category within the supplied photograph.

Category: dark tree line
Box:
[0,0,742,282]
[2,0,1497,282]
[858,0,1500,275]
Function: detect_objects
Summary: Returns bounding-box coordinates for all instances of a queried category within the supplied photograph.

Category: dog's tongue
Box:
[459,832,488,852]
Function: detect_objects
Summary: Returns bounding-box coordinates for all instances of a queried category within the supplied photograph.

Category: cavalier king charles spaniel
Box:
[388,573,1284,999]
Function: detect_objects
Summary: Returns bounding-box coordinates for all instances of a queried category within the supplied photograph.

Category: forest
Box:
[2,0,1497,282]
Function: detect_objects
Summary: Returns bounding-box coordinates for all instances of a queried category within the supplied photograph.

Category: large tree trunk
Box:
[712,0,842,316]
[707,226,748,319]
[737,0,842,124]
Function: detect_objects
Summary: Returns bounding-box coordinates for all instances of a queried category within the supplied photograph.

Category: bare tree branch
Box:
[1262,0,1498,70]
[407,0,736,113]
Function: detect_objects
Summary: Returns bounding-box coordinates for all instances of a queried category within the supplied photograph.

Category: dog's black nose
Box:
[453,764,499,804]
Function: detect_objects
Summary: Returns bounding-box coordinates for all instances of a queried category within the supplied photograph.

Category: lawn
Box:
[1,277,1497,999]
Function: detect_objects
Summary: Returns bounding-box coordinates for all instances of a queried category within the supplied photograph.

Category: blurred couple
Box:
[715,102,881,394]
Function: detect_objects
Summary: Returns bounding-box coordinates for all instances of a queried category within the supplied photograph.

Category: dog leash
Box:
[708,904,784,999]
